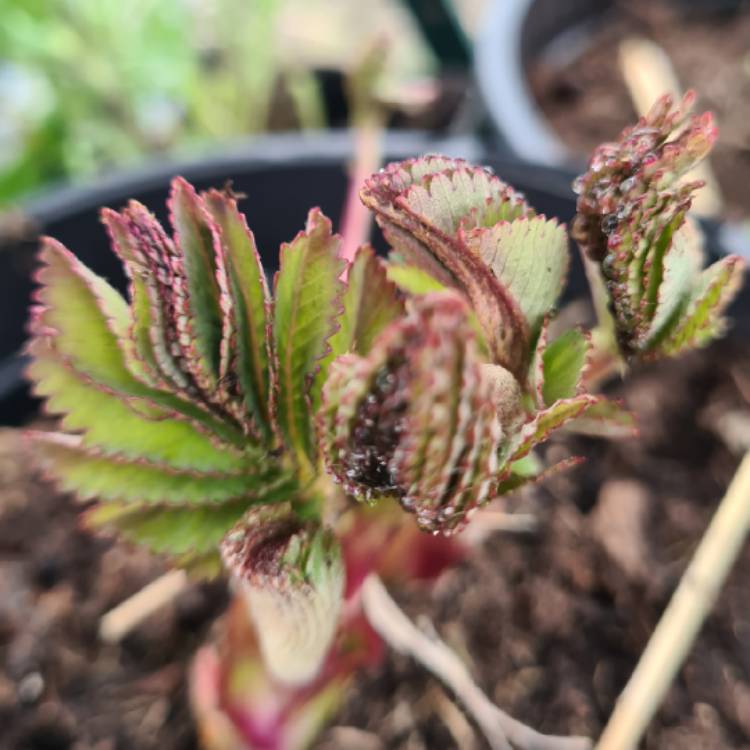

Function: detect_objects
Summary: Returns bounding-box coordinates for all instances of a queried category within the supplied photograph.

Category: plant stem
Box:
[340,122,382,270]
[597,450,750,750]
[361,574,593,750]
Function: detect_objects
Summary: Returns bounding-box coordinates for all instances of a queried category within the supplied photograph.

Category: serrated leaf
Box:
[527,316,549,409]
[661,254,745,355]
[326,246,404,362]
[644,219,704,348]
[496,455,583,494]
[85,498,253,556]
[203,190,273,439]
[27,338,249,473]
[541,329,589,407]
[507,395,598,464]
[30,431,295,506]
[101,202,193,393]
[168,178,224,388]
[385,263,449,295]
[32,238,244,446]
[565,399,638,438]
[464,216,569,334]
[361,159,530,376]
[100,207,161,386]
[273,209,345,466]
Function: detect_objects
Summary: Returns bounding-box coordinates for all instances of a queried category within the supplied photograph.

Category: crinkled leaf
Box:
[32,239,244,446]
[101,202,193,393]
[361,158,531,377]
[203,190,274,439]
[31,431,294,506]
[273,209,345,466]
[541,328,589,407]
[321,293,511,534]
[464,216,569,334]
[168,178,224,387]
[571,92,744,359]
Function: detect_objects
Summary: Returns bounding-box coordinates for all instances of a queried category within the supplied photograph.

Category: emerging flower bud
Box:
[320,292,521,534]
[221,506,344,686]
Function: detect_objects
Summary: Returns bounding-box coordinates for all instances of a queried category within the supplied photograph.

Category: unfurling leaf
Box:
[221,505,344,686]
[320,292,518,534]
[273,209,345,468]
[361,157,539,378]
[571,92,745,360]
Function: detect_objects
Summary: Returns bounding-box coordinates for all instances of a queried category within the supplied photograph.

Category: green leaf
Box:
[203,190,274,439]
[85,498,252,556]
[273,209,345,466]
[27,338,249,473]
[32,238,244,446]
[168,177,224,389]
[385,263,449,295]
[565,399,638,438]
[541,329,589,407]
[35,238,133,389]
[507,395,598,464]
[326,246,404,361]
[361,159,531,376]
[464,216,569,334]
[30,431,295,506]
[644,220,703,348]
[661,254,745,355]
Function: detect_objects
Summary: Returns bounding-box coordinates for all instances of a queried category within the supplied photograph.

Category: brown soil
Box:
[1,337,749,749]
[528,0,750,219]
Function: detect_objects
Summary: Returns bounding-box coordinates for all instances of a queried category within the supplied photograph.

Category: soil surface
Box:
[1,336,749,749]
[528,0,750,219]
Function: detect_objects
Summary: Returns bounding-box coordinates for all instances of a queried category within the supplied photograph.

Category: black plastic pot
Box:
[1,130,747,425]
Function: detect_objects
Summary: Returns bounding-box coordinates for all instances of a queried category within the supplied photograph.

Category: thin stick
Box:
[99,569,189,644]
[597,451,750,750]
[361,574,592,750]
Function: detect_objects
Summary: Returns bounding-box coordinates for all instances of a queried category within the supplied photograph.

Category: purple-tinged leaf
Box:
[30,238,245,446]
[203,190,274,441]
[168,178,224,393]
[361,158,532,378]
[27,337,249,473]
[320,292,520,533]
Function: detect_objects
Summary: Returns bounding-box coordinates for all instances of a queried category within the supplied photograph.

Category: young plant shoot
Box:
[26,92,744,749]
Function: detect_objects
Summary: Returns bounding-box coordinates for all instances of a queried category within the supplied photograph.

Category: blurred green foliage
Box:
[0,0,325,205]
